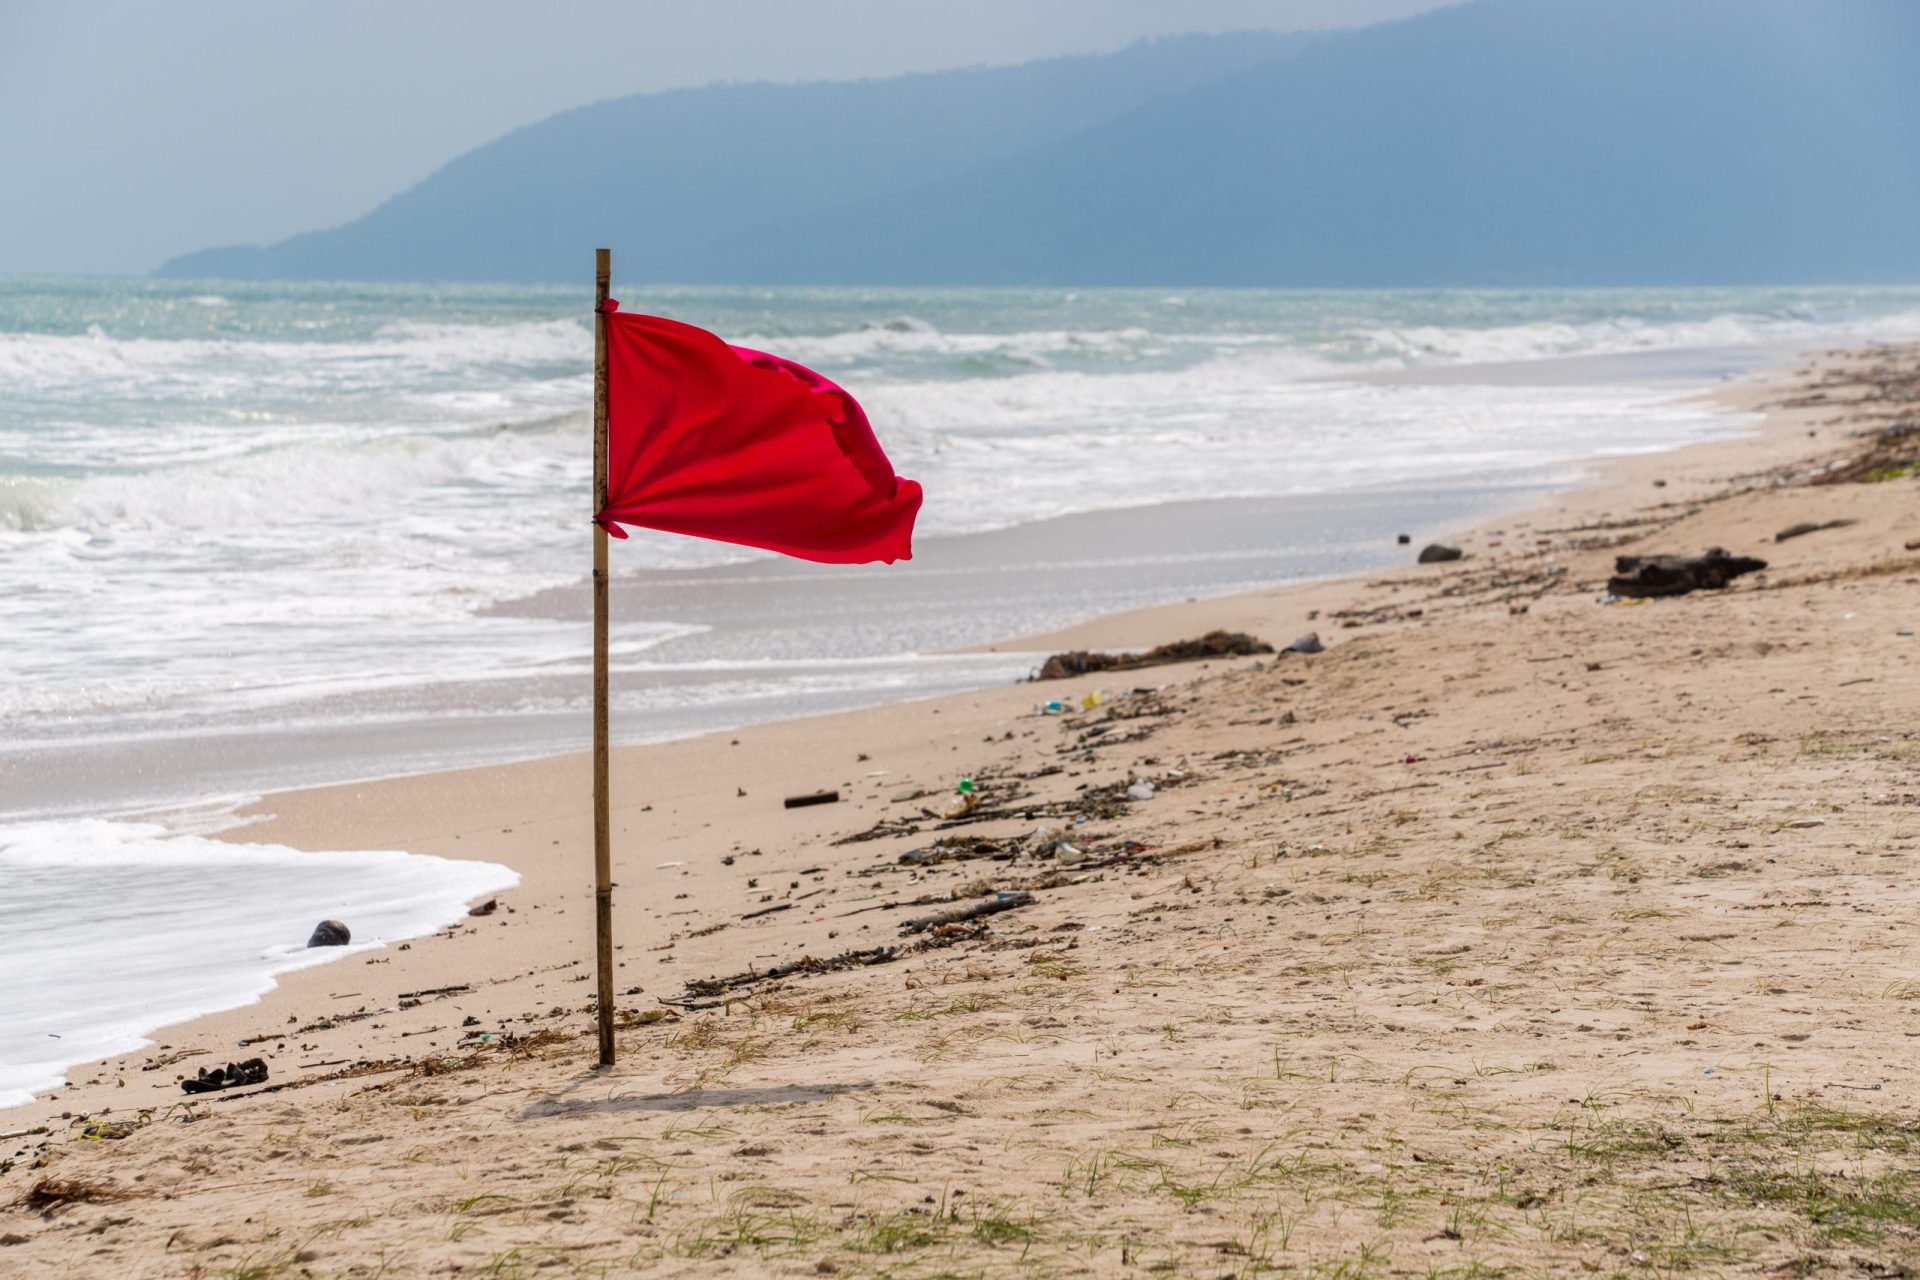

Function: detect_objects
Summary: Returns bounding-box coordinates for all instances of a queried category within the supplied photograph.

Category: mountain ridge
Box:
[159,1,1920,287]
[157,31,1318,283]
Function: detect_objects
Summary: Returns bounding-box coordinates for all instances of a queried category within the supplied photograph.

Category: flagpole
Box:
[592,247,615,1068]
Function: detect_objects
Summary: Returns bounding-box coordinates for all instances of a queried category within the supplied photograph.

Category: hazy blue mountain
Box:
[156,32,1314,283]
[715,0,1920,286]
[161,0,1920,287]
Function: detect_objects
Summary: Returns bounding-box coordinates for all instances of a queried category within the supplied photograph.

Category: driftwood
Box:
[1035,630,1272,681]
[783,790,840,809]
[1609,548,1767,598]
[900,891,1033,935]
[1775,519,1856,542]
[679,945,904,999]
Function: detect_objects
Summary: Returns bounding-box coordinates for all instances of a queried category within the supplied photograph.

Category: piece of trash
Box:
[1284,632,1323,655]
[1041,699,1069,714]
[783,791,839,809]
[1026,825,1075,858]
[941,792,983,819]
[467,898,498,917]
[1397,533,1411,545]
[306,920,351,948]
[180,1058,268,1094]
[1080,690,1106,711]
[1126,781,1156,801]
[1418,543,1463,564]
[655,860,686,869]
[956,777,975,795]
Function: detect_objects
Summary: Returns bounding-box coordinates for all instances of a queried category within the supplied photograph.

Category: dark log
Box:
[1609,548,1767,598]
[1035,630,1272,681]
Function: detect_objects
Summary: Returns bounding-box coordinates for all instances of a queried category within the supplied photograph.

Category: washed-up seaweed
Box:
[1033,630,1273,680]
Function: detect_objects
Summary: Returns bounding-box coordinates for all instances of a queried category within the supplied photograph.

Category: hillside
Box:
[160,0,1920,287]
[156,32,1313,284]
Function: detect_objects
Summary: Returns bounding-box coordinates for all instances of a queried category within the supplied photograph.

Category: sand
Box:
[3,343,1918,1277]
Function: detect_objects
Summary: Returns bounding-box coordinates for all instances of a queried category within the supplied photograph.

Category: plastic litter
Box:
[1126,780,1156,801]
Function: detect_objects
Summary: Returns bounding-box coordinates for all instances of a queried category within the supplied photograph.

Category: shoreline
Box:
[4,338,1918,1273]
[4,339,1771,828]
[0,343,1825,1125]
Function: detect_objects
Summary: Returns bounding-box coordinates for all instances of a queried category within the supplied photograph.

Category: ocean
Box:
[3,277,1919,1106]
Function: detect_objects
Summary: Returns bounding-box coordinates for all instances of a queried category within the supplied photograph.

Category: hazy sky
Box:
[0,0,1456,276]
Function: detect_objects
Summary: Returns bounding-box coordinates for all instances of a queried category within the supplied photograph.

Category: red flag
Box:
[595,309,921,564]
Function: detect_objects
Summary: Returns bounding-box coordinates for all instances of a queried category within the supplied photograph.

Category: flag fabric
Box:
[595,307,921,564]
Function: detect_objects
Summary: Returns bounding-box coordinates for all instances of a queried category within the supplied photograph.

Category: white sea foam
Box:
[0,820,518,1108]
[4,282,1920,788]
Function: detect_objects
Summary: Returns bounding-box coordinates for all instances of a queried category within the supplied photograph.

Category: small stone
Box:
[1418,543,1463,564]
[1284,632,1323,654]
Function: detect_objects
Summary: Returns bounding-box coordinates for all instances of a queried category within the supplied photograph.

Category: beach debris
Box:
[1025,825,1078,859]
[678,944,905,1001]
[1126,780,1157,801]
[942,783,983,819]
[1397,533,1411,544]
[1775,518,1856,542]
[742,902,794,921]
[1907,538,1920,551]
[783,790,840,809]
[1284,631,1324,655]
[1418,543,1463,564]
[467,898,498,917]
[13,1178,138,1212]
[1608,548,1767,598]
[1035,630,1273,680]
[306,920,351,947]
[899,835,1014,867]
[1808,418,1920,484]
[900,890,1034,935]
[179,1057,268,1094]
[398,984,470,1001]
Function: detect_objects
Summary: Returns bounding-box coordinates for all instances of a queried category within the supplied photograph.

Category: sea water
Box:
[3,278,1919,1105]
[0,821,517,1107]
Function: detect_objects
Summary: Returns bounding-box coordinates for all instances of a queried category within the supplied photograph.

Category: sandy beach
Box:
[4,341,1918,1276]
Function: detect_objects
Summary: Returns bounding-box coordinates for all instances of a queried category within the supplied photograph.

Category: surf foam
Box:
[0,820,518,1109]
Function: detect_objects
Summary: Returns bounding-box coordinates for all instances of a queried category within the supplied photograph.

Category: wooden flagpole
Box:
[592,247,615,1068]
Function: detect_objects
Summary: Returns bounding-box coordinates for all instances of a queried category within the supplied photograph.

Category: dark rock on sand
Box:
[1418,543,1463,564]
[306,920,351,948]
[1284,632,1324,654]
[1609,548,1767,598]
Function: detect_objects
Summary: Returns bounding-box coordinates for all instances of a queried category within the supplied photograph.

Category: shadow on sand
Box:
[522,1079,873,1120]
